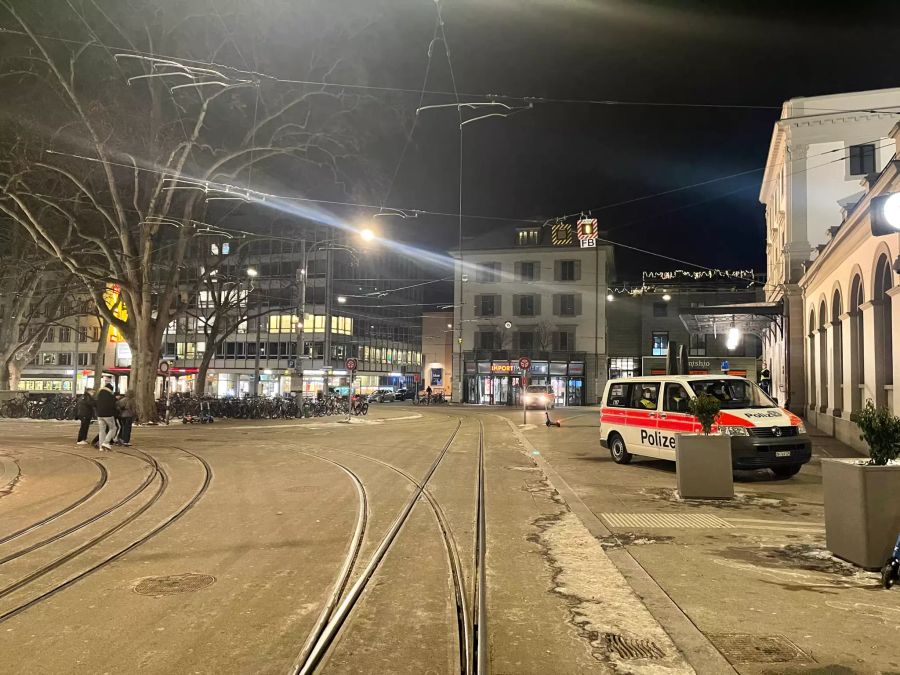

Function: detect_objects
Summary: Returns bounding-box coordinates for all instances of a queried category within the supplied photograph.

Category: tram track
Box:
[0,450,157,565]
[292,414,490,675]
[0,450,109,546]
[0,444,212,625]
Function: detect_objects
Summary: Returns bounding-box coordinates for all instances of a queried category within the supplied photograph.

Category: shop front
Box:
[640,356,760,382]
[463,358,586,406]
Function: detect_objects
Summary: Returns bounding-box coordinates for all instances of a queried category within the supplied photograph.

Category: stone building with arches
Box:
[798,125,900,451]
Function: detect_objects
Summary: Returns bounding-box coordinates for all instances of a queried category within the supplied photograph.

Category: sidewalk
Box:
[514,412,898,674]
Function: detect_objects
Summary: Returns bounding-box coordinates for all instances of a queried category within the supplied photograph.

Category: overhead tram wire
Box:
[5,25,900,118]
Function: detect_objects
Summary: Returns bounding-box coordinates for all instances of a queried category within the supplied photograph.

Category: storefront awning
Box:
[679,301,783,340]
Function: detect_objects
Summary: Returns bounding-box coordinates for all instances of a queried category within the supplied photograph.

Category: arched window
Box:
[849,274,864,412]
[818,300,828,412]
[808,309,817,409]
[832,289,843,414]
[874,255,894,396]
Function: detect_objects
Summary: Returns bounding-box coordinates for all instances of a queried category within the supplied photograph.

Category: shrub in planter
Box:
[688,394,721,435]
[850,400,900,466]
[824,399,900,568]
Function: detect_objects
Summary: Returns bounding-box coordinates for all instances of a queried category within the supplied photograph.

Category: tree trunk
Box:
[0,361,11,391]
[195,349,214,396]
[93,318,109,389]
[131,342,159,423]
[8,361,23,391]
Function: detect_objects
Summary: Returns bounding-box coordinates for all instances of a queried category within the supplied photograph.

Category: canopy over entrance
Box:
[679,301,783,340]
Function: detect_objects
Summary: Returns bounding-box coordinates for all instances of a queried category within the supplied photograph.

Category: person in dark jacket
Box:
[94,383,118,451]
[75,389,95,445]
[117,391,135,446]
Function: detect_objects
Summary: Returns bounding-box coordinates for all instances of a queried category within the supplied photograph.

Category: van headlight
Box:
[797,423,806,434]
[718,426,749,437]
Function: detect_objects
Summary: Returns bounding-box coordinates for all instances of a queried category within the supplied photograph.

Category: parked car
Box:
[370,389,396,403]
[524,385,555,409]
[394,388,413,401]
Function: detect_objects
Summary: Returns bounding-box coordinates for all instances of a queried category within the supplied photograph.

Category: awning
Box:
[679,301,783,340]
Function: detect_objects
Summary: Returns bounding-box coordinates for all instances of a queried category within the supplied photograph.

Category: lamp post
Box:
[246,267,260,395]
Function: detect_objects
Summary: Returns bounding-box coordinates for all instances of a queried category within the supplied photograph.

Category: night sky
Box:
[360,1,900,281]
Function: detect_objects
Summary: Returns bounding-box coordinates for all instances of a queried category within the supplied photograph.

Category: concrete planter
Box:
[822,458,900,569]
[675,434,733,500]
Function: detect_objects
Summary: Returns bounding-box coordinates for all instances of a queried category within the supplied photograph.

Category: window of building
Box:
[519,331,535,350]
[518,261,537,281]
[557,260,577,281]
[609,357,638,379]
[849,143,876,176]
[518,295,535,316]
[77,352,96,366]
[653,302,668,317]
[475,262,501,282]
[651,331,669,356]
[59,327,71,343]
[44,328,54,343]
[516,229,540,246]
[268,315,298,333]
[58,352,72,366]
[689,333,707,356]
[478,295,498,317]
[41,352,56,365]
[554,330,575,351]
[332,316,353,336]
[559,294,576,316]
[477,331,498,350]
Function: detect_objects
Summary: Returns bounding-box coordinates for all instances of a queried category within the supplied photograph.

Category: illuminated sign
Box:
[551,222,574,246]
[491,363,514,374]
[577,218,598,249]
[103,285,129,342]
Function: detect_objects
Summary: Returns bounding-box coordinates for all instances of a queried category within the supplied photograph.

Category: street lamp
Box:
[337,296,347,304]
[246,267,258,277]
[662,293,671,302]
[360,228,376,242]
[606,293,614,302]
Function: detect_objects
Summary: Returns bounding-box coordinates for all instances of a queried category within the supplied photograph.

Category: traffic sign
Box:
[288,359,295,369]
[158,361,170,374]
[345,357,358,371]
[518,357,532,371]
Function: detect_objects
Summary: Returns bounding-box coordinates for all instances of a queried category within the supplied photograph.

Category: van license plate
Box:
[775,451,791,457]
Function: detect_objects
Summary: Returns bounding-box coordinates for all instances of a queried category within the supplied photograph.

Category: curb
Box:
[501,416,737,675]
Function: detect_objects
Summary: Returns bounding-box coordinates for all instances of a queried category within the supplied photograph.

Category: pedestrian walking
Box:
[117,390,135,446]
[94,382,118,451]
[75,388,95,445]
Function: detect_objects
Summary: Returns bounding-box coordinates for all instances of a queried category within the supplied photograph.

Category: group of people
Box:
[75,382,135,451]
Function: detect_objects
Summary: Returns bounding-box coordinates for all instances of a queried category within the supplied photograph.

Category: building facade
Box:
[452,223,612,406]
[760,87,900,413]
[421,311,453,396]
[607,280,764,381]
[798,123,900,452]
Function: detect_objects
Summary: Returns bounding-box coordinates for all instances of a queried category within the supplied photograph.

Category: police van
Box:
[599,375,812,477]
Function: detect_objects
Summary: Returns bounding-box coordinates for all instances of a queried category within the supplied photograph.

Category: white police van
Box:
[599,375,812,477]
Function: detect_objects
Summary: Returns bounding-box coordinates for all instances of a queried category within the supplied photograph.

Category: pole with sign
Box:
[519,357,532,425]
[345,358,358,421]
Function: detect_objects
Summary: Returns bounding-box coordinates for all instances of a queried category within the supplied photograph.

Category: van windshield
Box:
[688,379,777,409]
[526,385,550,393]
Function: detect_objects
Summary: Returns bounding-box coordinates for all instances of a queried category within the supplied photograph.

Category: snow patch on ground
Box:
[535,511,694,674]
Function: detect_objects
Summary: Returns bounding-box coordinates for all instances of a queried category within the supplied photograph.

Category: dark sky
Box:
[360,0,900,280]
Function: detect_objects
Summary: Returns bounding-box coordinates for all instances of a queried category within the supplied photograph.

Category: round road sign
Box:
[158,361,170,374]
[345,357,358,371]
[518,357,532,371]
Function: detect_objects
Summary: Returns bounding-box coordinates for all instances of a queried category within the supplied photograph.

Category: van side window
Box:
[606,383,631,408]
[664,383,690,413]
[631,383,660,410]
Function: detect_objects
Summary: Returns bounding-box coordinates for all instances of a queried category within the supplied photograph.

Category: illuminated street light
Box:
[337,296,347,304]
[246,267,258,277]
[360,228,376,242]
[606,294,614,302]
[884,193,900,228]
[447,323,453,328]
[726,326,741,351]
[662,293,671,302]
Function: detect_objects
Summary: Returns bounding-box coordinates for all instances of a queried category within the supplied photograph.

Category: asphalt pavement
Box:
[0,404,896,674]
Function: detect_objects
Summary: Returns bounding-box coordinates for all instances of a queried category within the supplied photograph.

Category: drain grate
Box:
[134,573,215,597]
[604,633,666,660]
[707,633,809,664]
[602,513,731,529]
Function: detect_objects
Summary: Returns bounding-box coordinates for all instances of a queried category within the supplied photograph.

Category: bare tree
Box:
[0,1,397,419]
[535,320,555,352]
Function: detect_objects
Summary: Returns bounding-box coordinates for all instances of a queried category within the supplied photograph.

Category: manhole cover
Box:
[708,633,809,664]
[134,573,215,597]
[604,633,665,660]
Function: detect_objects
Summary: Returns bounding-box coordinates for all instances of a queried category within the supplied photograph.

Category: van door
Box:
[656,382,696,460]
[627,381,662,457]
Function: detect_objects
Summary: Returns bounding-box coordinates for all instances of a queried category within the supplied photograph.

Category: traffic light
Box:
[870,193,900,237]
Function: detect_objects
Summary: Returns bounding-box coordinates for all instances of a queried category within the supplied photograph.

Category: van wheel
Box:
[772,464,801,478]
[609,433,632,464]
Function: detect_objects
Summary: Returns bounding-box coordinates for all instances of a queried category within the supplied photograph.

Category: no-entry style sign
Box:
[345,357,358,372]
[518,357,532,371]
